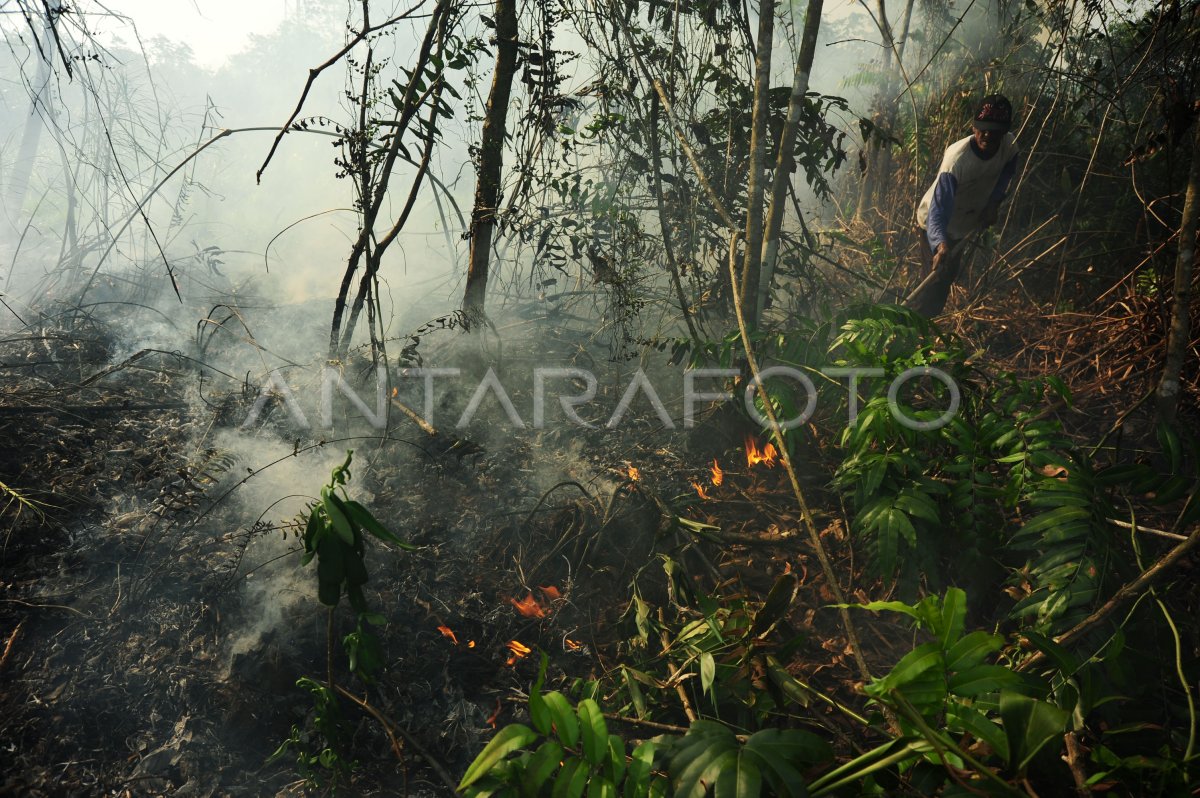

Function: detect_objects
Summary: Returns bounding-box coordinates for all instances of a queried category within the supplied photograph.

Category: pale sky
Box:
[92,0,291,69]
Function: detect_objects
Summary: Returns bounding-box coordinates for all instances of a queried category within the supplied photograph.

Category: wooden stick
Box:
[0,620,23,671]
[1019,525,1199,671]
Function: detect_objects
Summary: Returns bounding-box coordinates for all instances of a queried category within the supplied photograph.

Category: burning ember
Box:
[692,481,710,500]
[505,639,532,666]
[627,465,640,481]
[510,592,547,618]
[710,458,724,486]
[564,638,584,651]
[436,625,458,645]
[539,585,561,601]
[745,435,779,468]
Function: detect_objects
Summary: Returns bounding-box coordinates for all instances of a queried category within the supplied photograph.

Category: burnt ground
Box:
[0,306,886,797]
[3,276,1192,797]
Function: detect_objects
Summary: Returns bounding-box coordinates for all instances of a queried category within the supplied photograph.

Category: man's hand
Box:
[981,202,1000,228]
[932,241,949,269]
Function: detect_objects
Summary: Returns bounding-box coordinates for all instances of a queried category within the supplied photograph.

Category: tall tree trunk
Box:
[462,0,519,317]
[854,0,897,224]
[1157,122,1200,423]
[757,0,824,318]
[739,0,776,328]
[869,0,915,219]
[4,25,51,232]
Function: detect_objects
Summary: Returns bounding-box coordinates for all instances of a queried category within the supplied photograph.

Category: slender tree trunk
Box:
[1157,122,1200,423]
[854,0,897,223]
[757,0,824,317]
[462,0,518,317]
[4,27,50,232]
[739,0,776,328]
[870,0,915,219]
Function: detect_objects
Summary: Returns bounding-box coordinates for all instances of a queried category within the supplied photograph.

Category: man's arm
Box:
[927,172,957,252]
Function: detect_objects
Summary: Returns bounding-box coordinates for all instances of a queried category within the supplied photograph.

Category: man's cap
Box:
[973,94,1013,131]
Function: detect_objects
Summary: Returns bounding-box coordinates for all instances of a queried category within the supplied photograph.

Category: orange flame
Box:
[627,466,640,481]
[692,481,710,500]
[468,640,476,648]
[539,585,561,601]
[505,639,532,666]
[510,592,547,618]
[436,625,458,645]
[564,638,584,651]
[391,386,398,397]
[710,458,724,486]
[745,435,779,468]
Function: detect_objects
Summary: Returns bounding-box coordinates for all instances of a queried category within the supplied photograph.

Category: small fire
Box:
[692,481,710,500]
[436,625,458,645]
[627,465,640,481]
[505,639,532,666]
[468,640,476,648]
[710,459,724,486]
[539,585,561,601]
[391,386,398,397]
[510,592,547,618]
[564,638,584,651]
[486,698,502,728]
[745,435,779,468]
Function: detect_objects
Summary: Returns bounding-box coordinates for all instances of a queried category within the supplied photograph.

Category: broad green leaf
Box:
[949,664,1022,697]
[946,705,1009,762]
[321,487,354,545]
[938,588,967,646]
[577,699,608,766]
[880,642,943,690]
[945,631,1004,672]
[605,734,626,784]
[520,740,562,795]
[544,692,579,748]
[551,758,586,798]
[714,748,763,798]
[625,741,656,798]
[458,724,537,791]
[999,690,1070,771]
[676,745,735,798]
[587,776,616,798]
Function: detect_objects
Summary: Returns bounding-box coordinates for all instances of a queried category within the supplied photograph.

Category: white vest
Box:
[916,133,1018,240]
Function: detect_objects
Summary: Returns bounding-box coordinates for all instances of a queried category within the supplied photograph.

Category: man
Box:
[908,94,1020,316]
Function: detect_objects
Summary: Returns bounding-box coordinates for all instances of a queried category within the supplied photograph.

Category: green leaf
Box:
[714,748,762,798]
[530,653,551,735]
[946,705,1009,762]
[945,631,1004,672]
[880,642,943,690]
[544,692,579,748]
[587,777,616,798]
[605,734,626,785]
[578,699,608,765]
[999,690,1070,771]
[521,740,563,796]
[750,573,799,638]
[938,588,967,646]
[744,727,831,767]
[625,741,656,798]
[321,487,354,545]
[699,652,716,696]
[948,664,1021,697]
[458,724,538,791]
[343,499,417,549]
[551,758,586,798]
